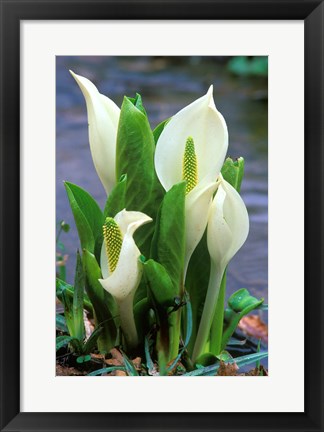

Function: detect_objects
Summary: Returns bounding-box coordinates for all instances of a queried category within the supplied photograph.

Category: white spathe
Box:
[207,175,250,269]
[154,85,228,191]
[192,174,249,361]
[154,86,229,272]
[99,209,152,349]
[70,70,120,195]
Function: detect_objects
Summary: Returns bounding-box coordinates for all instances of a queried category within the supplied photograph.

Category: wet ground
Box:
[56,56,268,314]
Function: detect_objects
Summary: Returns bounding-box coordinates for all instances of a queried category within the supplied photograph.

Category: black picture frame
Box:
[1,1,323,431]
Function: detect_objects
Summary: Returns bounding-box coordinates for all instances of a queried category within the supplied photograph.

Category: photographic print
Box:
[56,56,268,377]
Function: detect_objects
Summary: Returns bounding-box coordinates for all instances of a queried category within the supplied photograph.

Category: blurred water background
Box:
[56,56,268,317]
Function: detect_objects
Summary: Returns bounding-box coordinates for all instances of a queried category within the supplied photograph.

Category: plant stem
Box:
[118,293,139,350]
[209,270,227,355]
[191,263,224,363]
[168,308,182,361]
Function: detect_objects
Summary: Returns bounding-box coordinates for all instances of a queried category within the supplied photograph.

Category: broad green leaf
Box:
[103,174,127,220]
[222,288,264,350]
[116,96,164,257]
[116,96,155,212]
[221,157,245,193]
[72,251,85,341]
[82,249,117,354]
[64,182,103,254]
[150,181,186,295]
[153,118,170,144]
[144,259,176,308]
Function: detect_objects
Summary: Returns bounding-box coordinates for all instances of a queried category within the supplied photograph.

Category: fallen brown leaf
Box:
[108,349,142,374]
[110,348,124,364]
[244,365,268,376]
[238,314,268,343]
[56,364,87,376]
[217,360,239,376]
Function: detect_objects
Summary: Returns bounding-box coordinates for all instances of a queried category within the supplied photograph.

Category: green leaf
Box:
[183,351,268,376]
[152,118,170,144]
[60,281,75,337]
[56,314,68,333]
[257,304,268,311]
[127,93,147,116]
[87,366,126,376]
[195,352,218,367]
[56,278,94,316]
[228,288,263,313]
[227,338,247,346]
[82,249,117,354]
[116,96,164,257]
[83,325,104,354]
[221,157,245,193]
[76,354,92,364]
[72,251,85,341]
[56,335,75,351]
[103,174,127,220]
[121,350,139,376]
[116,96,155,212]
[143,259,176,308]
[222,289,264,350]
[150,181,186,295]
[64,182,103,254]
[133,297,151,343]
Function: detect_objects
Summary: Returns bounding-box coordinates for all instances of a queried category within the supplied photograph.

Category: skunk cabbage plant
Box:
[154,86,228,274]
[59,72,266,376]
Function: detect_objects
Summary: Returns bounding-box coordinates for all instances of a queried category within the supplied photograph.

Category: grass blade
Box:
[121,350,139,376]
[144,337,155,374]
[87,366,126,376]
[182,351,268,376]
[56,314,68,332]
[56,335,74,351]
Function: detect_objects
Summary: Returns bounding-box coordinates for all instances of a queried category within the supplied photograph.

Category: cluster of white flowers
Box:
[71,71,249,359]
